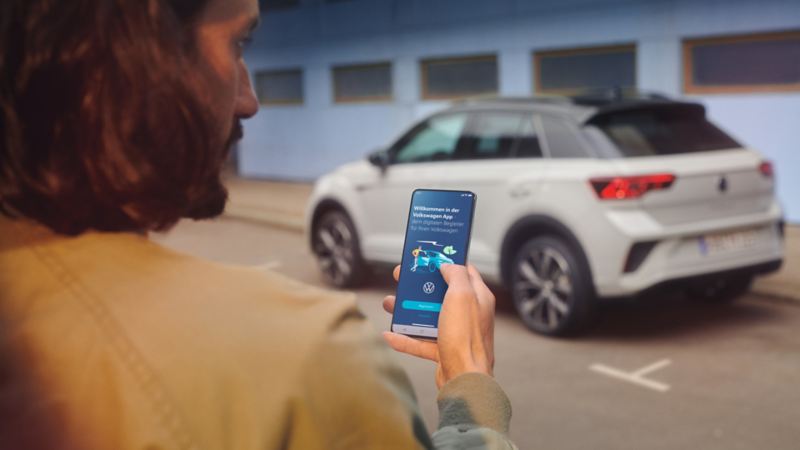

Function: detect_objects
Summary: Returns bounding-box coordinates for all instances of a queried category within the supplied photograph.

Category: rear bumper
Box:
[593,220,784,297]
[610,259,783,300]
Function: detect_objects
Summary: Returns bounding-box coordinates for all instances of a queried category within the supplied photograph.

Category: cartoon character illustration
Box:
[410,246,423,272]
[409,245,455,273]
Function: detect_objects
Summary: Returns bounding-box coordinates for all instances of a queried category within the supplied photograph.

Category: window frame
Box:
[533,44,637,95]
[420,54,499,100]
[254,68,304,106]
[683,30,800,94]
[331,62,393,104]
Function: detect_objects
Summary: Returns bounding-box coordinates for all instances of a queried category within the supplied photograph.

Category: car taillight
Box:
[590,173,676,200]
[759,161,774,178]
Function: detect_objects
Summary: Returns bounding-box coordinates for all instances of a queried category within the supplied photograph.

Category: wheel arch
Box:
[500,214,595,294]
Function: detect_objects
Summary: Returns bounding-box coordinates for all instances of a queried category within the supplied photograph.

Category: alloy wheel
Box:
[513,245,574,332]
[315,214,358,286]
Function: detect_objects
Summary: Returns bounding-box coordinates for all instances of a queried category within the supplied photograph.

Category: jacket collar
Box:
[0,216,147,253]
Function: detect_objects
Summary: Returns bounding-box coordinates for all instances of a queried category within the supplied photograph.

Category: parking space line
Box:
[590,359,672,393]
[632,359,672,378]
[255,260,283,271]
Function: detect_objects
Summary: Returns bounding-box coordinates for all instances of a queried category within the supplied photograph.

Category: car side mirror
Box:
[367,149,390,175]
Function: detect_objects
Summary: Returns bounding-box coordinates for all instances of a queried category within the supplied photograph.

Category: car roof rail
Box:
[452,90,673,109]
[453,95,574,106]
[569,87,674,106]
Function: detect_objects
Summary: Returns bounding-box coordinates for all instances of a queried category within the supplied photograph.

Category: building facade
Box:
[241,0,800,221]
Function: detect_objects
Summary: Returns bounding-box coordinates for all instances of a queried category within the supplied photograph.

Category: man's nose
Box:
[236,67,259,119]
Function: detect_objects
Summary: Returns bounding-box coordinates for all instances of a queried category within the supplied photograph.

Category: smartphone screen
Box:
[390,189,476,340]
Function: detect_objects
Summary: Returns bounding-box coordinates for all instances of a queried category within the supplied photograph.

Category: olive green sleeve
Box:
[286,304,516,449]
[432,373,518,449]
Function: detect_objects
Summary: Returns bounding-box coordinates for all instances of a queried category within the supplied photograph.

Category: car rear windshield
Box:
[587,104,741,157]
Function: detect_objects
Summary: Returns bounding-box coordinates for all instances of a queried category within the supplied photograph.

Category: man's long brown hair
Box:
[2,3,229,448]
[0,0,231,236]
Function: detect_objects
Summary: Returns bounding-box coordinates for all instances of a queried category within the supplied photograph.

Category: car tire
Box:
[685,275,754,303]
[428,262,437,273]
[510,235,595,337]
[312,210,367,288]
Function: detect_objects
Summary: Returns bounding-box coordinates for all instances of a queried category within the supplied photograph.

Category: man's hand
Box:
[382,263,496,389]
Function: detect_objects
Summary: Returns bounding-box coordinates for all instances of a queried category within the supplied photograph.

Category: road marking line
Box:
[590,359,672,393]
[632,359,672,377]
[255,260,283,271]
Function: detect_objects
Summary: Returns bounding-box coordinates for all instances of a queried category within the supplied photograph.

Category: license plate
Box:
[699,228,761,256]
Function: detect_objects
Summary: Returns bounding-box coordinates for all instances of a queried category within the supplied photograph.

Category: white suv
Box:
[305,94,784,336]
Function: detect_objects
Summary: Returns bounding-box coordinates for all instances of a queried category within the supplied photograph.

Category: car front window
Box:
[393,113,467,164]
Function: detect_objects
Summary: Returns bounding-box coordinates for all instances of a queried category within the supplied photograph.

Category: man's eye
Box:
[238,36,254,50]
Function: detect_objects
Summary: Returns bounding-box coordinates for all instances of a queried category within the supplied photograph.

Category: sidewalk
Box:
[224,177,799,303]
[224,177,311,232]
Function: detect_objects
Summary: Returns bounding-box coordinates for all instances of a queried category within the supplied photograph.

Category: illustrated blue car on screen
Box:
[410,249,454,273]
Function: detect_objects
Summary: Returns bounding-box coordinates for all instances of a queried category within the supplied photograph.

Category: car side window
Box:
[461,112,543,160]
[467,112,525,159]
[540,115,591,158]
[514,116,543,158]
[393,113,467,164]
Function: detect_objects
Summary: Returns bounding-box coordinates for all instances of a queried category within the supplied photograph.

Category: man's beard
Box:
[222,120,244,161]
[184,121,243,220]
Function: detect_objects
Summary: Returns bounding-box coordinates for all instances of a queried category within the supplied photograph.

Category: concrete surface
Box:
[153,215,800,450]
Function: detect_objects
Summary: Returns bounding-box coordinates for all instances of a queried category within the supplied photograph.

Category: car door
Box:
[356,112,470,262]
[434,110,549,278]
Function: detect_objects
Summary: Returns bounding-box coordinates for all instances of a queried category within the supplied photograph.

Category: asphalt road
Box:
[154,217,800,450]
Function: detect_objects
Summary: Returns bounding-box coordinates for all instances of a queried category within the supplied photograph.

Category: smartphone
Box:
[390,188,477,340]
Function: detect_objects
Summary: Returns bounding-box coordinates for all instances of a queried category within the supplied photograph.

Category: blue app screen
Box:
[391,189,476,338]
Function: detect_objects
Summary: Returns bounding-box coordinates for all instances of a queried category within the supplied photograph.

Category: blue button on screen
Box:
[402,300,442,312]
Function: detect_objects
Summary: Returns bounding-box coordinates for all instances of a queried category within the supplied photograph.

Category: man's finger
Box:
[381,331,439,362]
[382,295,396,314]
[467,264,495,305]
[439,263,473,294]
[393,264,401,282]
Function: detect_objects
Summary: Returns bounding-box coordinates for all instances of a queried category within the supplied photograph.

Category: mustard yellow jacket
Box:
[0,218,515,450]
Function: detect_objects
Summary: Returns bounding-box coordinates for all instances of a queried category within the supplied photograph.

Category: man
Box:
[0,0,516,449]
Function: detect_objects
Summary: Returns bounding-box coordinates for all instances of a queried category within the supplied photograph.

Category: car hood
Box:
[334,159,372,176]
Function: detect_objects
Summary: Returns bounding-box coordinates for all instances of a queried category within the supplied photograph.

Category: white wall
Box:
[241,0,800,220]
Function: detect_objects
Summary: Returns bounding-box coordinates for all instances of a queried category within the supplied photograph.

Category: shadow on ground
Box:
[363,266,789,342]
[497,285,787,341]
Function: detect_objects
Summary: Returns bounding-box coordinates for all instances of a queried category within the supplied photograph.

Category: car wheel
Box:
[312,210,367,288]
[428,262,437,272]
[511,235,594,336]
[685,275,753,303]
